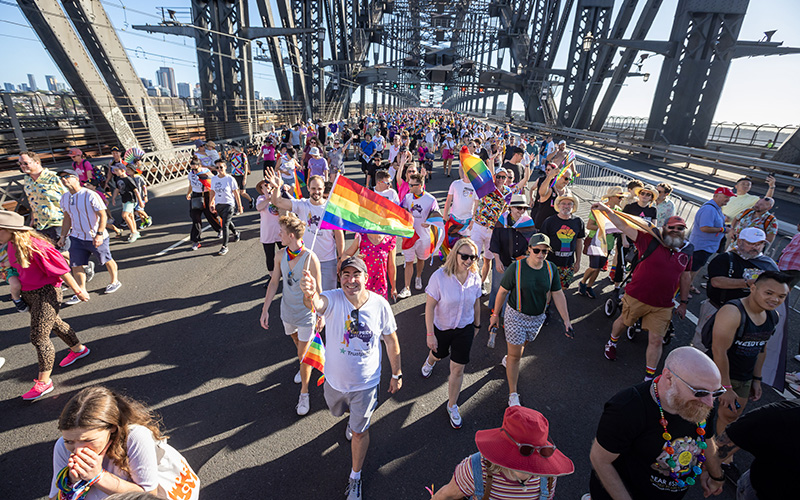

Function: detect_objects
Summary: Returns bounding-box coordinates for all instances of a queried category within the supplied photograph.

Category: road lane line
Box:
[155,224,211,256]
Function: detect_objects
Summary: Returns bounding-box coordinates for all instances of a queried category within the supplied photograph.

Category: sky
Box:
[0,0,797,125]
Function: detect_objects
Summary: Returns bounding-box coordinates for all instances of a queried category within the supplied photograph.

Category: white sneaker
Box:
[105,281,122,294]
[345,477,362,500]
[397,287,411,299]
[84,261,95,282]
[0,357,5,370]
[421,360,436,378]
[345,425,353,441]
[294,370,302,384]
[501,355,507,368]
[482,282,490,296]
[794,354,800,363]
[64,295,81,306]
[217,231,223,239]
[508,392,521,407]
[447,404,463,429]
[296,393,310,416]
[414,277,423,290]
[581,495,592,500]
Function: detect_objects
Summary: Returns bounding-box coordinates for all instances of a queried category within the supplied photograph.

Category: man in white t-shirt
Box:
[300,256,402,500]
[270,172,344,291]
[397,174,440,299]
[56,169,121,305]
[209,160,241,256]
[443,170,477,237]
[373,170,400,205]
[194,139,220,169]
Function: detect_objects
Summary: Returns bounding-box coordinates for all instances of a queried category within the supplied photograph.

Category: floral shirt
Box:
[656,199,675,227]
[358,235,396,298]
[23,168,66,230]
[474,186,511,228]
[730,208,778,249]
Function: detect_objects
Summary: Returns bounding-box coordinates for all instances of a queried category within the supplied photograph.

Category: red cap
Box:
[665,216,686,227]
[714,187,736,197]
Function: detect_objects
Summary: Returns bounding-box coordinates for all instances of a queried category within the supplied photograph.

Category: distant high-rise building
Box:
[3,82,15,92]
[147,87,160,97]
[140,77,153,89]
[254,90,260,100]
[56,83,67,92]
[45,75,57,92]
[177,82,191,98]
[27,74,37,91]
[21,83,30,91]
[156,67,177,98]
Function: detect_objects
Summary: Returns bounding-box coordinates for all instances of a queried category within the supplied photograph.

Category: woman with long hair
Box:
[0,210,90,400]
[421,238,483,429]
[49,386,181,499]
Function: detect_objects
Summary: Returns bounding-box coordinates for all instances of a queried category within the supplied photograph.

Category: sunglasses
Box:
[502,429,556,457]
[458,253,478,261]
[666,225,686,231]
[670,368,726,398]
[530,248,549,255]
[495,175,507,180]
[409,183,422,187]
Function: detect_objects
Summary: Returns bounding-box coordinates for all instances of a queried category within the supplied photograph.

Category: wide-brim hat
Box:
[309,147,321,157]
[635,184,658,198]
[0,210,33,231]
[475,407,574,476]
[600,186,625,201]
[509,194,530,209]
[554,194,579,213]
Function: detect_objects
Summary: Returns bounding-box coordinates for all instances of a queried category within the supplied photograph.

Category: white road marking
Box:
[155,224,211,256]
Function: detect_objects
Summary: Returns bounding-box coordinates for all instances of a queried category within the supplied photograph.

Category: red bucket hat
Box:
[475,407,574,476]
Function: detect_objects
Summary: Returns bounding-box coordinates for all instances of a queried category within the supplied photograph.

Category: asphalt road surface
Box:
[1,155,796,499]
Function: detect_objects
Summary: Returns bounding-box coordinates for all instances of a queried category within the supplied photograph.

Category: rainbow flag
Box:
[296,168,307,187]
[293,169,303,199]
[320,176,415,237]
[440,217,465,258]
[301,332,326,386]
[459,146,496,198]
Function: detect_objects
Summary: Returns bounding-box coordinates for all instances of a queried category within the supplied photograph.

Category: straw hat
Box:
[554,194,579,213]
[634,184,658,198]
[0,210,32,231]
[600,186,625,202]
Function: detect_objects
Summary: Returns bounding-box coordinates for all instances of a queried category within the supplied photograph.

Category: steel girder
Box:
[59,0,173,151]
[645,0,750,147]
[17,0,140,150]
[558,0,613,127]
[254,0,293,102]
[275,0,312,118]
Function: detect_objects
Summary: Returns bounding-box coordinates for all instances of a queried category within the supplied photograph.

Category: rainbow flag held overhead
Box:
[320,175,415,238]
[301,332,326,386]
[425,211,445,262]
[440,217,465,258]
[292,169,303,199]
[459,146,496,198]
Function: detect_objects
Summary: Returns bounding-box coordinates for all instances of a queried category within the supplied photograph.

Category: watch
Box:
[391,373,403,380]
[679,300,689,304]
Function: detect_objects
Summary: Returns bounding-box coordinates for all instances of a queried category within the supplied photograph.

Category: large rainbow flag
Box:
[301,332,326,386]
[459,146,496,198]
[292,169,303,199]
[320,175,415,238]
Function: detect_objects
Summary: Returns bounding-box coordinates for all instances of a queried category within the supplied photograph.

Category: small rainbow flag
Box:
[293,169,303,199]
[301,332,326,386]
[320,176,415,237]
[459,146,496,198]
[440,217,465,258]
[296,168,307,187]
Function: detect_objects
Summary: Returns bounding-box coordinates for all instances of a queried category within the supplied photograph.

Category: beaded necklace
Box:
[287,244,304,261]
[55,466,104,499]
[652,375,708,487]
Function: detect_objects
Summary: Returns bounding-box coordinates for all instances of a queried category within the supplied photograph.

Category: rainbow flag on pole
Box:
[292,169,304,199]
[301,332,326,386]
[459,146,496,198]
[320,176,415,238]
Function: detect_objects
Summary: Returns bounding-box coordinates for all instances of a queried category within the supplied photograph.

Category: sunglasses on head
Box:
[670,368,727,398]
[458,252,477,261]
[502,429,556,457]
[530,248,548,255]
[666,225,686,231]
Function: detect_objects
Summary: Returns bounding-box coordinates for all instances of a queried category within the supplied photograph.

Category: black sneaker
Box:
[233,232,241,242]
[13,298,29,313]
[721,462,742,485]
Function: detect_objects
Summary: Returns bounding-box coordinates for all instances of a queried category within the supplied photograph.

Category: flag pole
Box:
[304,173,341,272]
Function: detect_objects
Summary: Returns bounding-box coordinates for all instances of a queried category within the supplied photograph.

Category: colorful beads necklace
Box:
[287,243,305,261]
[55,466,104,499]
[652,375,707,487]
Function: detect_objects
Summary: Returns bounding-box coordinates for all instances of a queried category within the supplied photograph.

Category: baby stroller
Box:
[603,239,675,345]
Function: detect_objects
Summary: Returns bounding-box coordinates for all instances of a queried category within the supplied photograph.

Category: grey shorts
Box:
[504,306,546,346]
[323,382,379,434]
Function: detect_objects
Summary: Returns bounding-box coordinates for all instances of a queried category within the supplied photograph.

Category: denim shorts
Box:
[68,236,113,267]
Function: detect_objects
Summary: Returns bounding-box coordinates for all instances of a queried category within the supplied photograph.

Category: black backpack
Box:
[700,299,778,352]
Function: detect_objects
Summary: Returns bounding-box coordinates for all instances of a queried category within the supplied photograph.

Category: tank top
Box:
[279,250,315,327]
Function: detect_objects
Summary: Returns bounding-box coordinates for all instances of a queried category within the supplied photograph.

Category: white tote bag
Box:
[154,439,200,500]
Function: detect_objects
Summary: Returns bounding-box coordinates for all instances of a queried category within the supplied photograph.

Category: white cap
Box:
[738,227,767,243]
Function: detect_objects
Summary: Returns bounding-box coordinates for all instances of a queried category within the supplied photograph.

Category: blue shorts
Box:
[68,236,113,267]
[122,201,135,213]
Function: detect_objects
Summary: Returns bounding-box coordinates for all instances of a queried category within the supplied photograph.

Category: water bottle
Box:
[487,326,498,348]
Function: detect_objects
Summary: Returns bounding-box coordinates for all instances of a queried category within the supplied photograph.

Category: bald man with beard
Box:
[589,347,724,500]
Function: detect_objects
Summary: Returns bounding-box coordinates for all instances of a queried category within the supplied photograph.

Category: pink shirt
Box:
[8,237,71,291]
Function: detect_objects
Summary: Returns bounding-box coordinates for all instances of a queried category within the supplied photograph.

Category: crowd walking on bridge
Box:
[2,109,800,500]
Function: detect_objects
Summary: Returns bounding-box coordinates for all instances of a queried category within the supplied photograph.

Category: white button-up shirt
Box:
[425,268,482,330]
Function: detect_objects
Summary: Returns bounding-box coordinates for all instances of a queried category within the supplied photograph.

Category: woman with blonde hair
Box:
[0,210,90,400]
[421,238,483,429]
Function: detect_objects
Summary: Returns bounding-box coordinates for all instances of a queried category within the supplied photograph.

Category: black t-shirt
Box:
[533,189,557,229]
[706,252,778,307]
[115,176,137,203]
[711,300,778,381]
[623,202,657,224]
[479,148,490,162]
[725,399,800,500]
[280,129,291,144]
[589,382,710,500]
[540,214,585,267]
[502,161,521,185]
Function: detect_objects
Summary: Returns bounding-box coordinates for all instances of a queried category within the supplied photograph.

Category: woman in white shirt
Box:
[441,133,457,177]
[421,238,483,430]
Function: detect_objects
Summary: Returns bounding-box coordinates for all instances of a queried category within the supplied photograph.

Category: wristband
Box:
[679,300,689,304]
[708,472,725,482]
[719,227,725,233]
[473,324,481,329]
[426,332,434,336]
[752,376,762,381]
[490,313,499,317]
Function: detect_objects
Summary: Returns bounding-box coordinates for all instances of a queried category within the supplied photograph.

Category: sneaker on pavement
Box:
[84,261,95,282]
[192,242,201,251]
[421,360,436,378]
[604,341,617,361]
[64,295,81,306]
[13,298,29,313]
[345,478,362,500]
[105,281,122,294]
[294,370,302,384]
[59,346,90,367]
[586,287,597,299]
[233,232,241,242]
[447,404,463,429]
[578,281,587,296]
[218,246,229,256]
[397,287,411,299]
[414,277,423,290]
[296,392,310,416]
[508,392,521,407]
[22,379,53,400]
[501,355,507,368]
[345,425,353,441]
[217,231,223,239]
[0,357,4,370]
[128,232,140,243]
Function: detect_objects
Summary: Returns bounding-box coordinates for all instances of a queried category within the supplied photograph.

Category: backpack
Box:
[738,208,776,234]
[700,299,778,352]
[469,452,552,500]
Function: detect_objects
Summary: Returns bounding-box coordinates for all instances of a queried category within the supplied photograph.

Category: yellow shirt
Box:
[722,193,758,219]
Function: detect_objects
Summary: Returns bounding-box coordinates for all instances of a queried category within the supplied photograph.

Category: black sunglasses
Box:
[502,429,556,457]
[670,369,727,398]
[458,253,478,261]
[409,183,421,187]
[666,225,686,231]
[530,248,549,255]
[495,175,507,180]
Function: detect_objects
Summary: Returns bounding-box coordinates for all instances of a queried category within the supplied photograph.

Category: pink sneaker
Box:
[22,379,53,400]
[59,346,90,367]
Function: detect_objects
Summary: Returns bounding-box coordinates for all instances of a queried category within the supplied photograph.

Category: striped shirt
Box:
[454,456,557,500]
[59,189,108,241]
